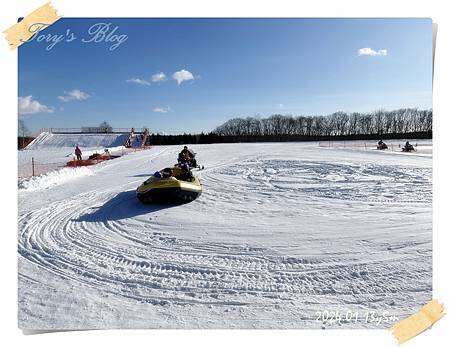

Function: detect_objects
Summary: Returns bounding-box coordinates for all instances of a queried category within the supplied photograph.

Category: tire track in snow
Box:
[210,159,432,205]
[17,144,433,329]
[18,160,431,307]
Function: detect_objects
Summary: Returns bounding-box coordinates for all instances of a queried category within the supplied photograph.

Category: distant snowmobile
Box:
[402,141,415,152]
[377,140,388,150]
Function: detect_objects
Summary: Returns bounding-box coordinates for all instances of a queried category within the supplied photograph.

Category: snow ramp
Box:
[26,132,130,150]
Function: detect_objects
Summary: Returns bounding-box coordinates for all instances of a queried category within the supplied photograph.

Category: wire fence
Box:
[18,146,152,179]
[318,141,424,151]
[18,160,65,178]
[39,127,148,134]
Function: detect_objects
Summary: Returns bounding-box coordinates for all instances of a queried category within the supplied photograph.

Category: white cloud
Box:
[153,106,170,113]
[58,89,91,102]
[151,72,167,82]
[19,96,54,115]
[358,48,388,56]
[172,69,194,86]
[126,78,151,86]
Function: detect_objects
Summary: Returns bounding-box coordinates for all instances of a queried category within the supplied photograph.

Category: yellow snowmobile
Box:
[136,165,202,203]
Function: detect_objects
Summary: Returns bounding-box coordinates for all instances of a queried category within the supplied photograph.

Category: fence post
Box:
[32,157,35,176]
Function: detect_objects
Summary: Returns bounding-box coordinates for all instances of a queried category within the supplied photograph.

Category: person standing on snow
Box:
[75,145,82,160]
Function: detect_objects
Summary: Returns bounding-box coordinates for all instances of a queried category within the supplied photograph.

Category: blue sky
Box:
[18,18,433,134]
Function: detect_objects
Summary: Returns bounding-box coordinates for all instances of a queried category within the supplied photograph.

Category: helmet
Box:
[153,171,161,178]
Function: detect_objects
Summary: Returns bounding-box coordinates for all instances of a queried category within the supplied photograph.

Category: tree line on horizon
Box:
[19,108,433,149]
[147,108,432,145]
[213,108,432,137]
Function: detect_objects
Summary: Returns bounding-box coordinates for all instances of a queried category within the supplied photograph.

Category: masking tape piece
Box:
[390,299,445,344]
[3,2,61,50]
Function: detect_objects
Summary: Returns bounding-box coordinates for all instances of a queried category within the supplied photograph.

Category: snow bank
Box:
[18,167,93,191]
[26,132,129,150]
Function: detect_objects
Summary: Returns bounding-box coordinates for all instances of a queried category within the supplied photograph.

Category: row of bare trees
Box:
[214,108,432,137]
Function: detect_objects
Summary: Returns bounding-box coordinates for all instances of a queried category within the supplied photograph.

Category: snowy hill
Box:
[19,132,132,178]
[18,142,432,329]
[26,132,129,150]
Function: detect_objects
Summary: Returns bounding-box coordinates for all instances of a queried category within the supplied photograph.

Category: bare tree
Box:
[214,108,432,138]
[99,121,113,133]
[18,119,30,149]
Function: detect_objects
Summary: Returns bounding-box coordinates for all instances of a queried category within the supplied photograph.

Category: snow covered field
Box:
[17,141,432,329]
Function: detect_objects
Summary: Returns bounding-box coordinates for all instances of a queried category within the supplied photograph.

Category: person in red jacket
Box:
[75,145,82,160]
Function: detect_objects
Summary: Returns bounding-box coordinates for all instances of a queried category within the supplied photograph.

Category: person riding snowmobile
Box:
[178,162,194,181]
[178,146,197,168]
[377,140,387,150]
[161,167,174,178]
[403,141,414,152]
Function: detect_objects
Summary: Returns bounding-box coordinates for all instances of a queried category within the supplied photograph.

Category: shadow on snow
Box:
[76,190,178,222]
